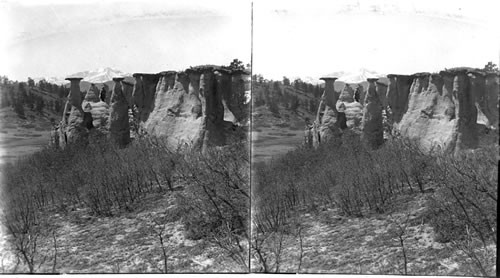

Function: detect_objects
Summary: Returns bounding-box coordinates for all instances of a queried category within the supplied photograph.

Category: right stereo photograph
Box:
[250,0,499,276]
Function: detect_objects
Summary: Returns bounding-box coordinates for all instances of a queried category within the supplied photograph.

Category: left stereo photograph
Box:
[0,0,251,273]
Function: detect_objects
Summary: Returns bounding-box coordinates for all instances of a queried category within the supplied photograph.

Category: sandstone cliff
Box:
[135,66,248,151]
[395,69,491,153]
[311,68,498,154]
[51,65,248,151]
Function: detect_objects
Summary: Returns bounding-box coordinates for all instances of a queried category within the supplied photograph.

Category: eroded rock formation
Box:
[390,69,494,153]
[108,77,130,147]
[132,73,160,123]
[135,66,245,151]
[51,65,247,150]
[386,74,412,124]
[312,77,343,148]
[56,77,94,148]
[312,68,497,154]
[361,78,384,149]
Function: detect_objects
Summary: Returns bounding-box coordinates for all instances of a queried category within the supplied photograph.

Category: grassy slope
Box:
[251,84,316,164]
[0,107,57,164]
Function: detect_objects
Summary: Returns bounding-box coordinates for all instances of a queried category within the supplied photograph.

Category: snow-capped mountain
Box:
[68,67,131,83]
[293,69,385,85]
[34,67,131,85]
[334,68,386,84]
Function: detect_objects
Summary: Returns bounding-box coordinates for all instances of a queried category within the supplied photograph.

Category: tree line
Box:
[252,75,322,115]
[0,76,69,119]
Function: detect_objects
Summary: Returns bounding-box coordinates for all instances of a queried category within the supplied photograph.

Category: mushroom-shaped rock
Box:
[108,77,130,147]
[65,77,84,112]
[361,78,384,149]
[57,77,93,148]
[312,77,343,147]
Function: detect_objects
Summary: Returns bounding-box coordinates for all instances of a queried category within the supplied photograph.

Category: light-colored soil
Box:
[0,189,246,273]
[251,192,496,276]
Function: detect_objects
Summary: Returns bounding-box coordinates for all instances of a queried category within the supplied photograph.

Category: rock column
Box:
[108,77,130,147]
[453,71,478,153]
[201,70,225,152]
[313,77,342,147]
[361,78,384,149]
[59,77,93,148]
[386,74,412,124]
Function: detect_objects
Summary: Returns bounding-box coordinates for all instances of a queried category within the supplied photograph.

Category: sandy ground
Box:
[251,192,496,276]
[0,189,247,273]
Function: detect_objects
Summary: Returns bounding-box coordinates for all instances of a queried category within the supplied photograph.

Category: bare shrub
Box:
[176,142,249,270]
[425,146,497,276]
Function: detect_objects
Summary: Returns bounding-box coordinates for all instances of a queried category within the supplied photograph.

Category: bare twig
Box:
[389,212,411,275]
[297,225,304,273]
[51,230,57,273]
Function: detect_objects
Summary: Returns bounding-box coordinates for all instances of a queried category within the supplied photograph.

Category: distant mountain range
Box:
[292,68,386,86]
[322,68,386,84]
[34,67,131,85]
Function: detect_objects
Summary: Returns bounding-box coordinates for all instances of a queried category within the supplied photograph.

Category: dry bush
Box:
[175,142,250,270]
[425,146,497,276]
[1,135,182,272]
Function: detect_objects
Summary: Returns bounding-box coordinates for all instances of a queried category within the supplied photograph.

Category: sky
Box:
[0,0,251,81]
[1,0,499,82]
[253,0,500,80]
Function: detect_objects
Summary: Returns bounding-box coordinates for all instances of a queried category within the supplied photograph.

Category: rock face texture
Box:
[395,69,491,153]
[386,74,412,124]
[135,66,245,151]
[312,68,497,154]
[312,77,343,148]
[82,83,110,129]
[471,72,499,129]
[376,81,388,108]
[227,71,248,123]
[57,77,94,148]
[108,77,130,147]
[485,74,500,129]
[361,78,384,149]
[51,65,247,150]
[132,73,160,123]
